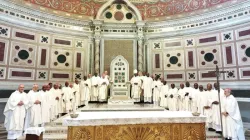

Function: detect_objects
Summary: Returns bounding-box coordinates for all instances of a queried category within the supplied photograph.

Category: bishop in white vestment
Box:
[131,72,142,102]
[98,74,109,102]
[4,84,29,140]
[80,76,91,106]
[142,73,153,103]
[222,88,245,140]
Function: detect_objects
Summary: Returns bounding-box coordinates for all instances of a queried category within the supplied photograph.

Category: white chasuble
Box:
[182,87,194,111]
[27,90,42,127]
[80,79,91,105]
[152,80,163,103]
[40,91,51,123]
[223,95,245,140]
[131,76,142,102]
[91,76,100,101]
[168,88,178,111]
[98,78,109,101]
[73,83,80,107]
[142,76,153,102]
[62,87,73,112]
[4,90,29,139]
[159,85,169,107]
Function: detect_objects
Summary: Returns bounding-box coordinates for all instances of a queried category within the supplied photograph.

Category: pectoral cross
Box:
[209,65,228,136]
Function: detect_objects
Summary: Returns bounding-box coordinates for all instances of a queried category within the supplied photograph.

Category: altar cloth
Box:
[63,111,206,126]
[24,127,45,136]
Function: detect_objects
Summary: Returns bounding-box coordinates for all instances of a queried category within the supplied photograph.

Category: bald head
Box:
[32,84,39,92]
[18,84,25,93]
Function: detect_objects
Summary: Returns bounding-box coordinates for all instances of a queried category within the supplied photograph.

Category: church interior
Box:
[0,0,250,139]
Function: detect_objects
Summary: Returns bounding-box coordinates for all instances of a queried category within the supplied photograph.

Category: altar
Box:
[63,111,206,140]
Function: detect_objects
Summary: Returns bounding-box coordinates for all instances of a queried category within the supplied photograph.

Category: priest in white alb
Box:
[204,84,214,130]
[40,85,51,125]
[80,76,91,106]
[25,84,42,129]
[142,73,153,103]
[62,82,73,113]
[182,82,194,111]
[91,73,100,101]
[222,88,245,140]
[168,83,178,111]
[152,75,162,106]
[192,83,199,112]
[52,83,63,118]
[98,73,109,102]
[130,69,142,102]
[177,83,185,111]
[196,85,206,115]
[159,81,168,108]
[4,84,29,140]
[73,80,80,108]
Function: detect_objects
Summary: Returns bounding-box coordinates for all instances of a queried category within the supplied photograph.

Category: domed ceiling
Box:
[15,0,243,20]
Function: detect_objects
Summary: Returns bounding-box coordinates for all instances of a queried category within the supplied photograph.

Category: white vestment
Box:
[196,90,207,115]
[80,79,91,105]
[168,88,178,111]
[73,83,80,107]
[48,89,57,121]
[191,89,199,112]
[91,76,100,101]
[142,76,153,102]
[223,95,245,140]
[159,85,169,107]
[204,90,213,128]
[25,90,42,128]
[98,77,109,101]
[182,87,194,111]
[53,89,63,115]
[210,89,224,131]
[177,88,185,111]
[4,90,29,139]
[62,87,73,112]
[152,80,163,105]
[40,90,51,124]
[131,76,142,102]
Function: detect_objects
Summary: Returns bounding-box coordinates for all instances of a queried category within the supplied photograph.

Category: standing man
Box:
[182,82,194,111]
[196,85,206,115]
[131,69,142,102]
[177,83,185,111]
[160,81,169,108]
[192,83,199,112]
[80,76,91,106]
[168,84,178,111]
[152,75,162,106]
[204,83,214,131]
[142,73,153,103]
[91,73,100,101]
[4,84,29,140]
[41,85,50,125]
[98,73,109,102]
[62,82,73,113]
[73,80,80,108]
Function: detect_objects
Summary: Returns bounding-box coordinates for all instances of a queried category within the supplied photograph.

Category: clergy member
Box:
[222,88,245,140]
[41,85,50,125]
[196,85,206,115]
[168,84,178,111]
[160,81,169,108]
[62,82,73,113]
[177,83,185,111]
[204,84,214,131]
[25,84,42,129]
[142,73,153,103]
[4,84,29,140]
[192,83,199,112]
[80,76,91,106]
[73,80,80,108]
[182,82,194,111]
[98,73,109,102]
[131,69,142,102]
[52,83,63,118]
[152,75,162,106]
[91,73,100,101]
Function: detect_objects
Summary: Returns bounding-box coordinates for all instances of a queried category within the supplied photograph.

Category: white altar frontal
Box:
[108,55,134,105]
[63,111,206,140]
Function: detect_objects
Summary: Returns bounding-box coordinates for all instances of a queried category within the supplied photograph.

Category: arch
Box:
[96,0,142,21]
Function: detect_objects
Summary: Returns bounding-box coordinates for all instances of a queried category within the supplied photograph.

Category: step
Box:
[44,126,67,134]
[18,134,67,140]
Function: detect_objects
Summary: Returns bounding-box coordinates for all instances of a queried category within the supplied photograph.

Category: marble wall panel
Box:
[236,27,250,40]
[50,70,72,81]
[239,67,250,80]
[0,24,11,38]
[184,38,195,47]
[39,34,51,45]
[197,34,220,46]
[0,38,9,65]
[8,68,35,80]
[222,43,236,67]
[74,51,84,70]
[75,39,87,48]
[185,48,196,69]
[236,40,250,66]
[164,40,182,48]
[221,31,234,43]
[73,72,83,81]
[36,70,48,81]
[152,72,163,79]
[0,67,6,80]
[164,71,185,81]
[163,49,184,70]
[50,48,73,69]
[12,28,37,43]
[153,52,162,70]
[37,46,49,68]
[198,69,223,81]
[152,42,162,50]
[186,71,198,81]
[9,41,37,67]
[224,68,238,81]
[52,36,73,47]
[197,45,222,69]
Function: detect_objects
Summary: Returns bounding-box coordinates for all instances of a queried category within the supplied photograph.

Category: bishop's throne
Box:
[108,55,134,105]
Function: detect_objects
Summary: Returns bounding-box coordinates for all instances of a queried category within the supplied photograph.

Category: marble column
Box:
[94,39,100,74]
[138,37,143,72]
[88,37,94,74]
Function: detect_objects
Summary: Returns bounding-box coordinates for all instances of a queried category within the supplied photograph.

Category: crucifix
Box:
[209,65,228,136]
